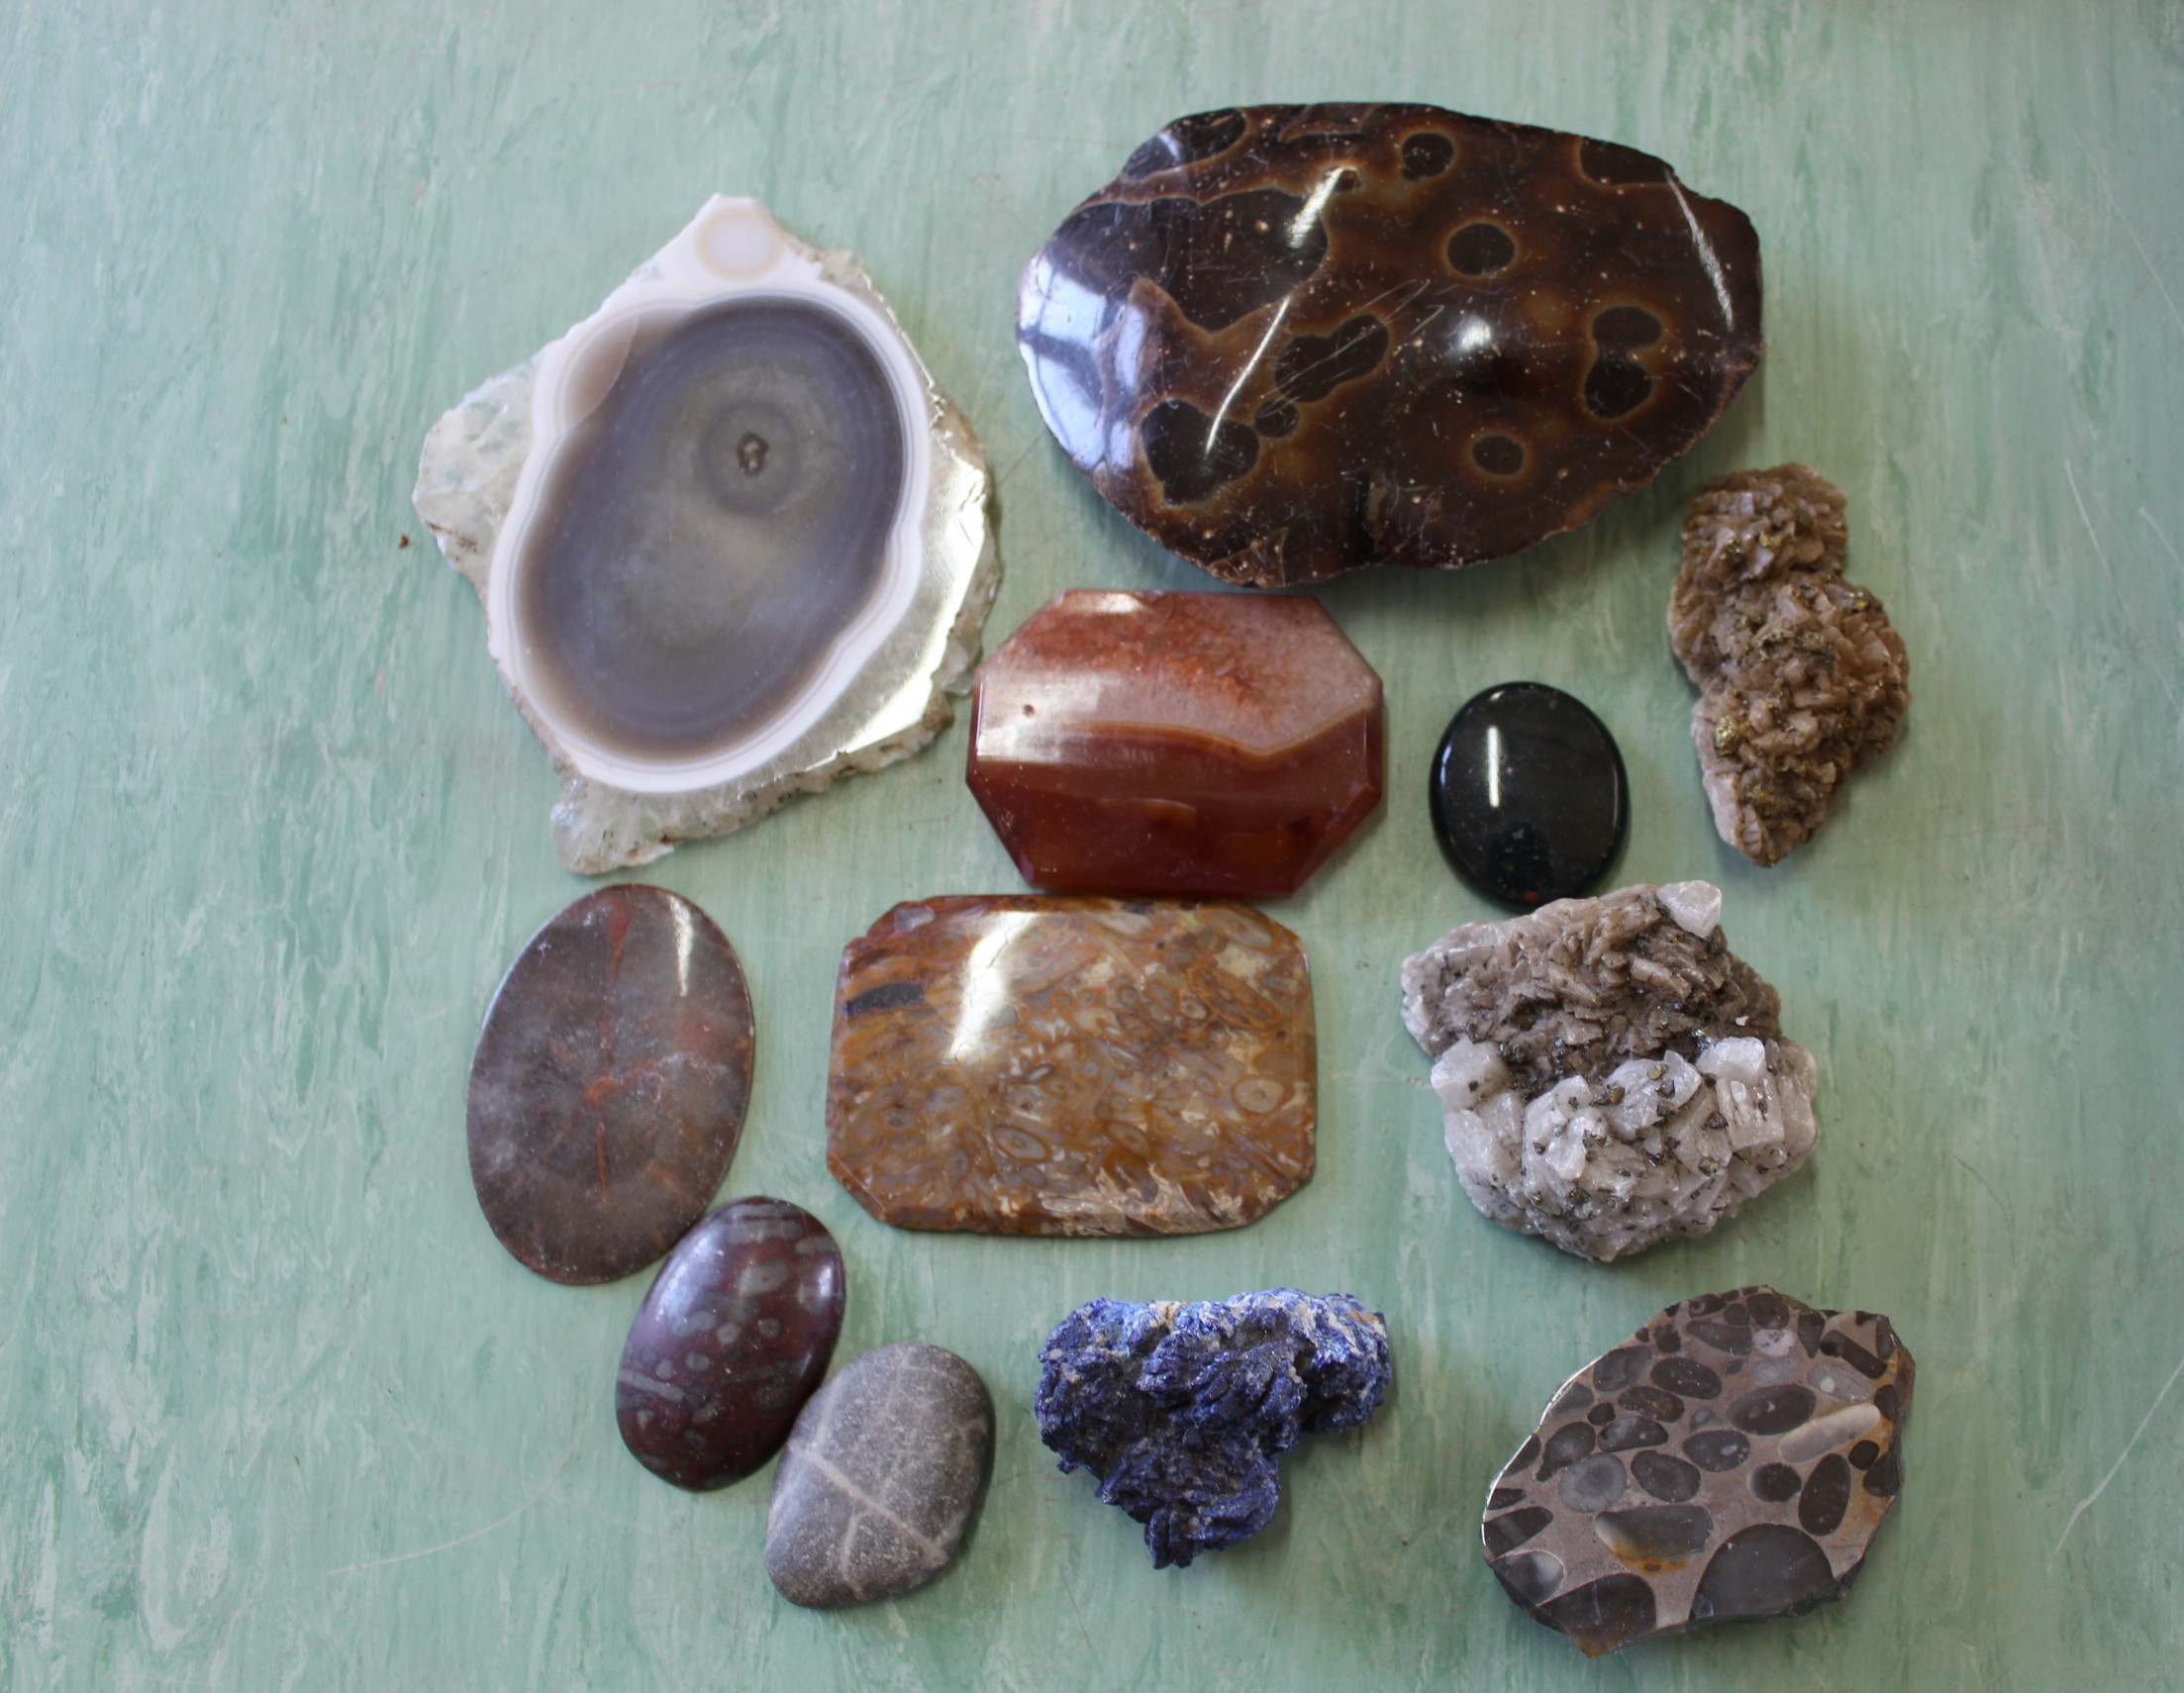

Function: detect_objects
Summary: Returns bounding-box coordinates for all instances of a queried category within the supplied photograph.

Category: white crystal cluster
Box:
[1403,882,1818,1262]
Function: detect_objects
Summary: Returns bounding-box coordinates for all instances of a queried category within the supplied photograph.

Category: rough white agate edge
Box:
[413,197,998,873]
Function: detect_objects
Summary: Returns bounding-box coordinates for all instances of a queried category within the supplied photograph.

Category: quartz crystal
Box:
[1400,882,1816,1261]
[467,886,753,1284]
[615,1197,844,1490]
[1484,1288,1913,1655]
[1671,465,1910,865]
[414,197,998,873]
[827,896,1314,1236]
[1430,682,1627,908]
[1018,105,1760,587]
[967,590,1383,897]
[1036,1290,1392,1567]
[765,1344,993,1608]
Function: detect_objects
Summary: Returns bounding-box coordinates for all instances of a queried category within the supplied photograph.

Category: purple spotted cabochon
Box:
[1483,1286,1912,1655]
[1017,104,1761,588]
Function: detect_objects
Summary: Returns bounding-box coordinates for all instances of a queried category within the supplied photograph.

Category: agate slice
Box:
[1017,105,1761,587]
[467,886,754,1284]
[415,198,998,872]
[616,1197,844,1490]
[1037,1290,1391,1567]
[1484,1288,1913,1655]
[967,590,1383,897]
[1401,882,1816,1261]
[1670,465,1910,865]
[827,896,1315,1236]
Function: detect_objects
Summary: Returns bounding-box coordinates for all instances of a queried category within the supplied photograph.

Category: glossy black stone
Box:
[1429,683,1628,910]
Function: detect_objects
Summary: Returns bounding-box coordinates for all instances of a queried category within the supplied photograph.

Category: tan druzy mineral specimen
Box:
[1669,465,1909,866]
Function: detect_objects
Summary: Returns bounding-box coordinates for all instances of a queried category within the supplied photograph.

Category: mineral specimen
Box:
[414,197,997,873]
[1670,465,1910,865]
[1036,1290,1392,1567]
[765,1344,993,1608]
[1017,105,1761,588]
[966,590,1383,897]
[1430,682,1628,909]
[615,1197,844,1490]
[467,886,753,1284]
[827,896,1315,1236]
[1400,882,1816,1261]
[1484,1288,1913,1655]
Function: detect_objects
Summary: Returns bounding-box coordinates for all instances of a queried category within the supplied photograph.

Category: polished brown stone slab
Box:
[967,590,1383,898]
[826,897,1315,1236]
[467,885,754,1284]
[1018,104,1761,587]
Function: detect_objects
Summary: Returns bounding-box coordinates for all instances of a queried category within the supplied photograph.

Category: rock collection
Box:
[432,106,1923,1651]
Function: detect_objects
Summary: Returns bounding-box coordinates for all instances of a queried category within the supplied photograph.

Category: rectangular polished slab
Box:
[826,896,1316,1236]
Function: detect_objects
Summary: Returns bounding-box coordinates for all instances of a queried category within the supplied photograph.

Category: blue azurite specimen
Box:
[1035,1289,1392,1566]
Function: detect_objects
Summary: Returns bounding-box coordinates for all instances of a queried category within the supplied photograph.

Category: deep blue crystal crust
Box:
[1034,1289,1392,1567]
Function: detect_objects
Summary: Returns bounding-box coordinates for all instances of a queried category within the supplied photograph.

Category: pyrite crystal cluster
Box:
[416,198,996,872]
[1485,1289,1912,1654]
[1018,104,1761,586]
[1671,464,1910,865]
[1037,1290,1392,1566]
[1401,882,1817,1261]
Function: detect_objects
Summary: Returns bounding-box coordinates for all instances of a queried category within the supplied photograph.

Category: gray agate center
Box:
[515,296,909,762]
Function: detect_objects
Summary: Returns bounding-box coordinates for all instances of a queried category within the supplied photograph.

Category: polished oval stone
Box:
[615,1197,844,1490]
[827,896,1314,1236]
[1482,1287,1914,1656]
[967,590,1384,898]
[1429,682,1628,909]
[1017,104,1761,588]
[467,886,754,1284]
[766,1344,993,1608]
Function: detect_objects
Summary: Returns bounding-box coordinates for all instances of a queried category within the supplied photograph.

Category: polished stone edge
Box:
[413,203,1000,874]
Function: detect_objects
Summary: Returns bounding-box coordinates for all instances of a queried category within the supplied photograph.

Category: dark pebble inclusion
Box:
[616,1197,844,1490]
[1016,104,1761,588]
[1483,1287,1913,1655]
[1035,1290,1392,1568]
[1430,682,1628,909]
[466,885,754,1285]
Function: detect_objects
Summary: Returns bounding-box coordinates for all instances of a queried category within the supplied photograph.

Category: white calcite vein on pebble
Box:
[1402,882,1817,1261]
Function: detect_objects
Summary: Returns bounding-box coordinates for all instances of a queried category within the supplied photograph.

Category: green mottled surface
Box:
[4,2,2180,1687]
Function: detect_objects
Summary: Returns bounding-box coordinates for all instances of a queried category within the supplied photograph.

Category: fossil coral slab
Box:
[414,197,997,872]
[967,590,1384,897]
[827,896,1315,1236]
[1670,464,1909,865]
[1037,1290,1392,1567]
[1484,1287,1913,1654]
[1401,881,1815,1261]
[1017,104,1761,587]
[467,886,753,1284]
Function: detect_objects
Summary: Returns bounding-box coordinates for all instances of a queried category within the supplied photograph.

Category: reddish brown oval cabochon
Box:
[467,885,755,1284]
[1017,104,1763,588]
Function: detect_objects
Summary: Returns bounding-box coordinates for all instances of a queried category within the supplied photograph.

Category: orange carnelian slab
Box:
[966,591,1383,898]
